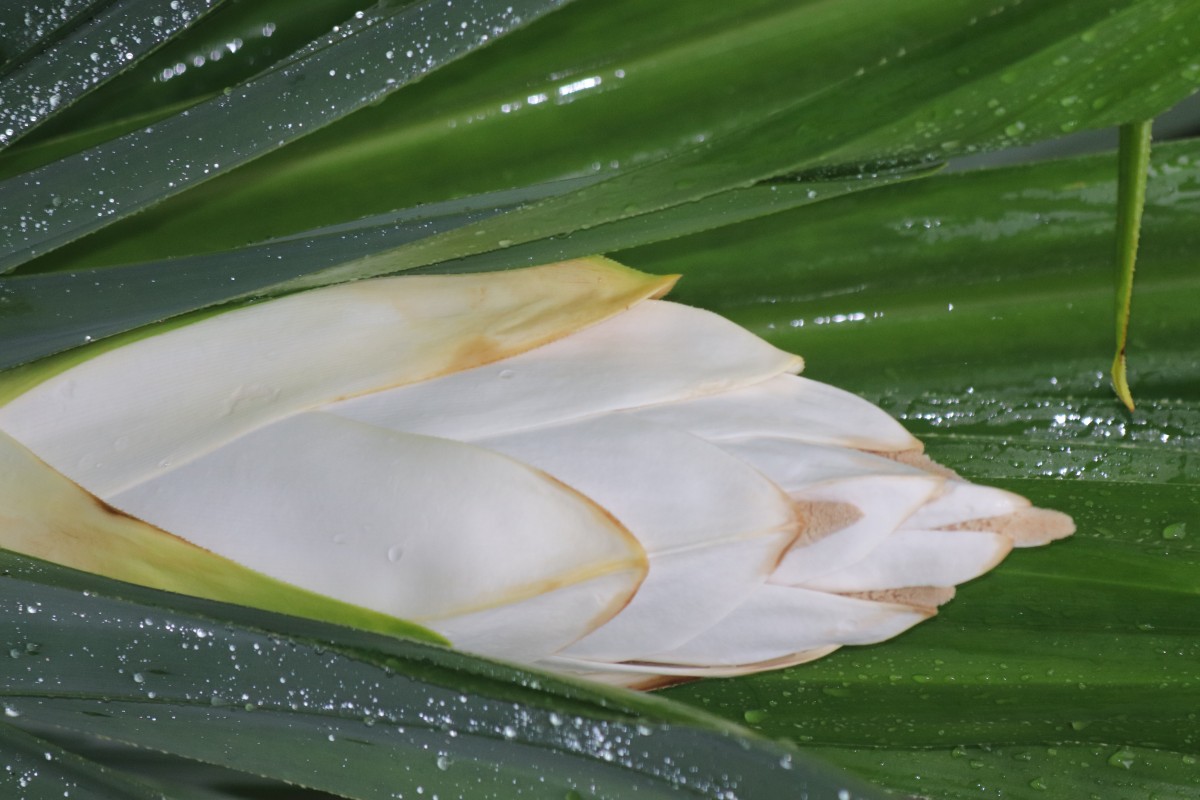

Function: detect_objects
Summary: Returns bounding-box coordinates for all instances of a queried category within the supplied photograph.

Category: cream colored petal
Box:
[428,571,645,662]
[627,373,921,453]
[109,412,646,657]
[539,646,840,689]
[473,415,799,661]
[719,438,925,489]
[326,300,802,442]
[717,438,943,586]
[0,258,674,497]
[801,529,1013,592]
[636,584,930,667]
[773,475,942,585]
[0,430,443,643]
[901,480,1030,530]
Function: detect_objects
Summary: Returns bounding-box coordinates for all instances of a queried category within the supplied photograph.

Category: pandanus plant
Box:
[2,0,1199,797]
[0,258,1072,688]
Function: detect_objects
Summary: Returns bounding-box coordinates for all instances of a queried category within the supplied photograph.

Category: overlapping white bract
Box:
[0,261,1072,688]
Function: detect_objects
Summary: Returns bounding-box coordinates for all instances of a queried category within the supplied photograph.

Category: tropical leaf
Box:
[0,0,572,272]
[630,138,1200,800]
[0,549,879,800]
[0,0,229,148]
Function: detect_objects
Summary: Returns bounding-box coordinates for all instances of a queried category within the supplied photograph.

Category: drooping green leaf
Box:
[18,0,1197,276]
[10,0,384,150]
[0,550,882,800]
[0,0,574,273]
[1111,118,1154,411]
[0,0,227,149]
[0,721,224,800]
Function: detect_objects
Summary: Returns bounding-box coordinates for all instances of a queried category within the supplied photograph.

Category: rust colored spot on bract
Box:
[886,449,960,479]
[790,500,863,549]
[950,507,1076,546]
[83,486,223,558]
[843,586,955,611]
[446,333,508,374]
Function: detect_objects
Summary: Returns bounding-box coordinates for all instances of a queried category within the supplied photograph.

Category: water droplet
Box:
[1107,748,1136,769]
[436,755,451,770]
[743,709,767,723]
[1162,522,1186,539]
[387,545,405,563]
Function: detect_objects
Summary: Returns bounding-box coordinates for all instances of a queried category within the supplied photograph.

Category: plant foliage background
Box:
[1,0,1198,798]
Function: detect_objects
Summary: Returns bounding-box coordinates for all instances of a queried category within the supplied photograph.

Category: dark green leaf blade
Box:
[38,0,1200,274]
[811,743,1200,800]
[0,550,883,800]
[0,0,227,150]
[0,720,216,800]
[0,0,573,273]
[0,0,109,77]
[214,0,1200,292]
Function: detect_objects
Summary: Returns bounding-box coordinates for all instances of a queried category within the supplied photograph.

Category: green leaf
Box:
[0,0,227,149]
[1111,118,1154,411]
[0,721,180,799]
[17,0,1196,275]
[619,139,1200,799]
[0,0,573,273]
[0,550,881,800]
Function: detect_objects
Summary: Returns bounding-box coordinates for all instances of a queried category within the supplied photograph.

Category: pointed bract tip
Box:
[953,507,1075,547]
[842,586,955,612]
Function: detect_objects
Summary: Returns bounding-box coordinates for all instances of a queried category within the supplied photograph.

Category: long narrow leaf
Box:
[0,0,573,273]
[0,550,882,800]
[0,0,111,78]
[0,0,227,149]
[31,0,1198,274]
